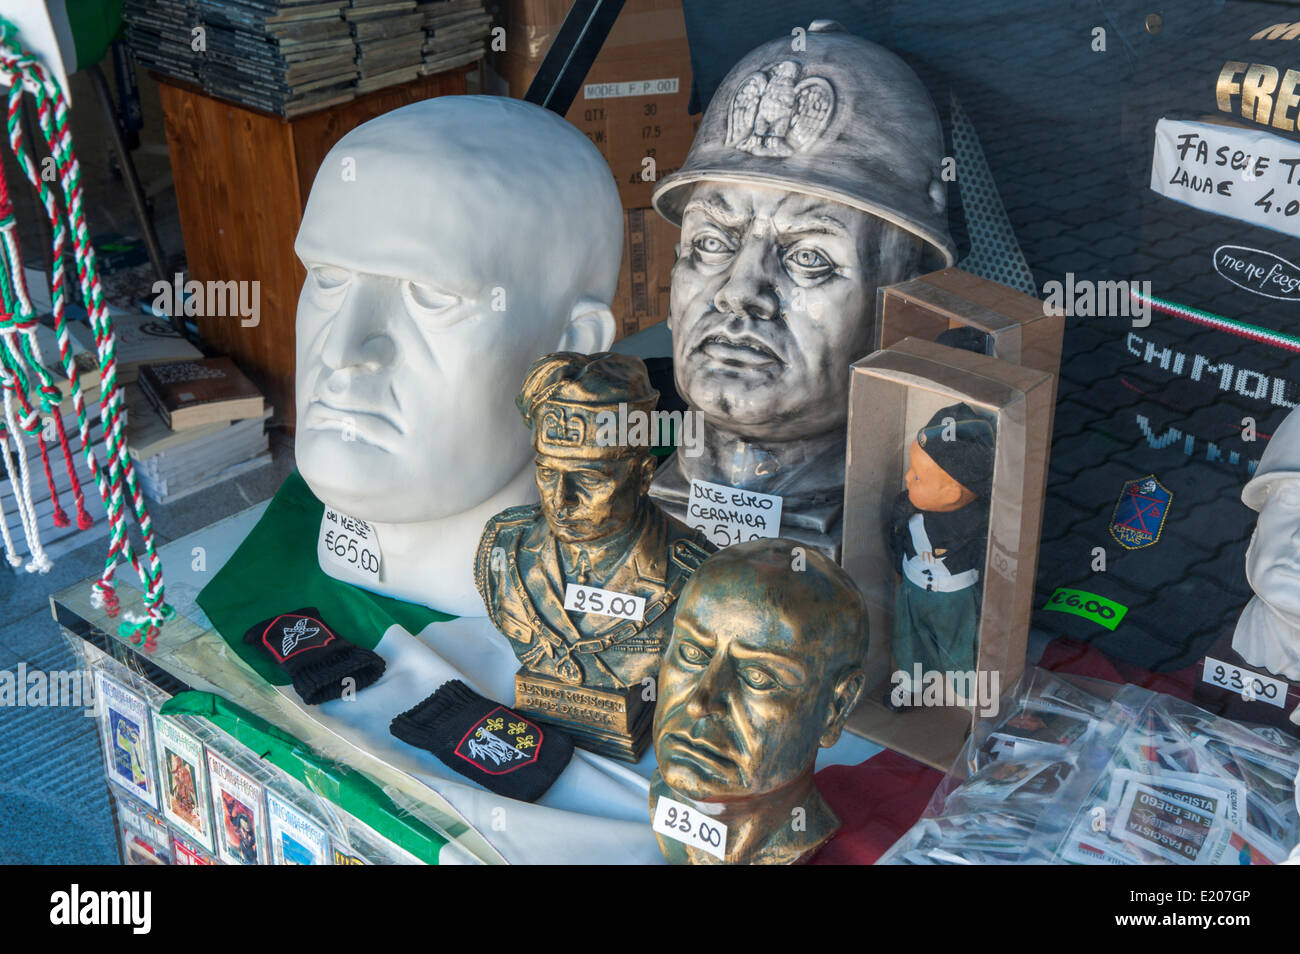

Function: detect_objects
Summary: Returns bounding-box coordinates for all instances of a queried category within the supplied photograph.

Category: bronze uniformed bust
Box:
[475,352,713,760]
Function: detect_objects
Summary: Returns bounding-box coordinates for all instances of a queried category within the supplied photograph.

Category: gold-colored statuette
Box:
[475,352,713,762]
[649,538,868,863]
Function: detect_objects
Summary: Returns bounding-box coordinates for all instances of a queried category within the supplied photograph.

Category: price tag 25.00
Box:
[563,583,645,621]
[318,506,382,584]
[652,794,727,860]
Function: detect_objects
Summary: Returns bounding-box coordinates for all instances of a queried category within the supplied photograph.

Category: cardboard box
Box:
[876,267,1064,407]
[485,0,699,209]
[613,207,677,339]
[841,336,1056,770]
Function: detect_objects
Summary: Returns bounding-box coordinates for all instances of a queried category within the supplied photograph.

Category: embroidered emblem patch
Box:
[726,59,835,157]
[455,706,543,775]
[260,612,336,662]
[1109,475,1173,550]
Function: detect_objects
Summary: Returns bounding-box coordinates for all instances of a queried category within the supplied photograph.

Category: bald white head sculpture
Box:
[294,96,621,615]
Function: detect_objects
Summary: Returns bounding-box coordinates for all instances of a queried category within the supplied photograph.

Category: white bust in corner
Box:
[293,96,621,616]
[1233,405,1300,693]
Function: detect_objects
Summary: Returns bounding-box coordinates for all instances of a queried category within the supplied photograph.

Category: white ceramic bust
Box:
[294,96,621,616]
[1233,406,1300,682]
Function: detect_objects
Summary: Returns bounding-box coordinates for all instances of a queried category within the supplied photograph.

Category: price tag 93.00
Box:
[1201,655,1289,709]
[652,794,727,860]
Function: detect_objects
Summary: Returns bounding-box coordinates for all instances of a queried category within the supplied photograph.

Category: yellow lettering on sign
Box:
[1251,23,1300,41]
[1274,69,1300,132]
[1242,63,1281,124]
[1217,61,1300,130]
[1218,61,1247,112]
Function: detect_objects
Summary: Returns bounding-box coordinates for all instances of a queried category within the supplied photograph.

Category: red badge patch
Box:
[260,612,336,662]
[454,706,543,775]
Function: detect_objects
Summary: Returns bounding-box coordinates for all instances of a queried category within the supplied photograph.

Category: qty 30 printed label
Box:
[652,794,727,860]
[563,583,645,621]
[1201,655,1289,709]
[319,506,382,583]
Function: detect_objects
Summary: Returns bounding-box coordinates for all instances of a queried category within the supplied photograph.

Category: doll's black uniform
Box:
[889,491,988,678]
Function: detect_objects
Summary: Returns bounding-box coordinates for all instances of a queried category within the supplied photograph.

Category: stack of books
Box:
[123,0,362,118]
[131,357,272,503]
[417,0,490,76]
[113,313,204,384]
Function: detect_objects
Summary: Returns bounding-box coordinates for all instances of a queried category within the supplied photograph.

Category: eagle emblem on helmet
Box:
[726,59,835,157]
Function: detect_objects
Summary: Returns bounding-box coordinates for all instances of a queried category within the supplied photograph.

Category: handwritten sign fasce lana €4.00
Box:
[1151,117,1300,243]
[687,478,783,549]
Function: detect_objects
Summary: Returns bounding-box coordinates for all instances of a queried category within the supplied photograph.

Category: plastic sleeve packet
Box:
[878,667,1300,864]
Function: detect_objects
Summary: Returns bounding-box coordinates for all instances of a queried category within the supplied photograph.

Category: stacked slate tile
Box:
[122,0,485,116]
[121,0,204,85]
[417,0,491,76]
[347,0,426,94]
[202,1,359,116]
[122,0,360,118]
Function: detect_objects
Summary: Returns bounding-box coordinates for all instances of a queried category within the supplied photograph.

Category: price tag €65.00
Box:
[563,583,645,622]
[318,506,382,583]
[652,794,727,860]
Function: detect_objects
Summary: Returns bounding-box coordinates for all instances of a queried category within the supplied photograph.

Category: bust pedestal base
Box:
[514,669,653,762]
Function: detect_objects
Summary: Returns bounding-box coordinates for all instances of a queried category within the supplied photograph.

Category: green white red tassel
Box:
[0,18,170,636]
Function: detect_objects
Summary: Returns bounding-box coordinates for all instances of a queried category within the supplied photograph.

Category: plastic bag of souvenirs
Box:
[878,669,1300,865]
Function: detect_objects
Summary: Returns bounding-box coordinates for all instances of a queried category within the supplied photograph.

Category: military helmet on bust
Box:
[652,20,955,271]
[1242,407,1300,512]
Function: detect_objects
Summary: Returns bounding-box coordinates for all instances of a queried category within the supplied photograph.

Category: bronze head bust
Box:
[650,537,868,863]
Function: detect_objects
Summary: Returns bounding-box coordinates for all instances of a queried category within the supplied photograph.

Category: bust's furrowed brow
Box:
[729,642,807,687]
[682,197,748,231]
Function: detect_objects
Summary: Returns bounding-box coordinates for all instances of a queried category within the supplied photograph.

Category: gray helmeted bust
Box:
[649,21,955,555]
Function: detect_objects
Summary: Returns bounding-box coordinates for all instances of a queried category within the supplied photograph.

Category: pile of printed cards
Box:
[880,669,1300,865]
[93,665,410,865]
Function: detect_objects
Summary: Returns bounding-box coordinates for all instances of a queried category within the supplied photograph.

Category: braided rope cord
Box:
[0,19,170,640]
[0,161,83,530]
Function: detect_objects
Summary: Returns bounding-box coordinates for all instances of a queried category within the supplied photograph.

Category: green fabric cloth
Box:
[891,576,980,675]
[159,690,452,863]
[65,0,123,71]
[196,470,455,685]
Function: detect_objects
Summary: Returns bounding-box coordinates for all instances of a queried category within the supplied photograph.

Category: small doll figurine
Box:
[887,403,995,709]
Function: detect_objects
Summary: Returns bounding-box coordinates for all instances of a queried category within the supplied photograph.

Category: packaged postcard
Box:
[96,671,158,810]
[266,789,331,865]
[152,712,215,853]
[206,750,266,866]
